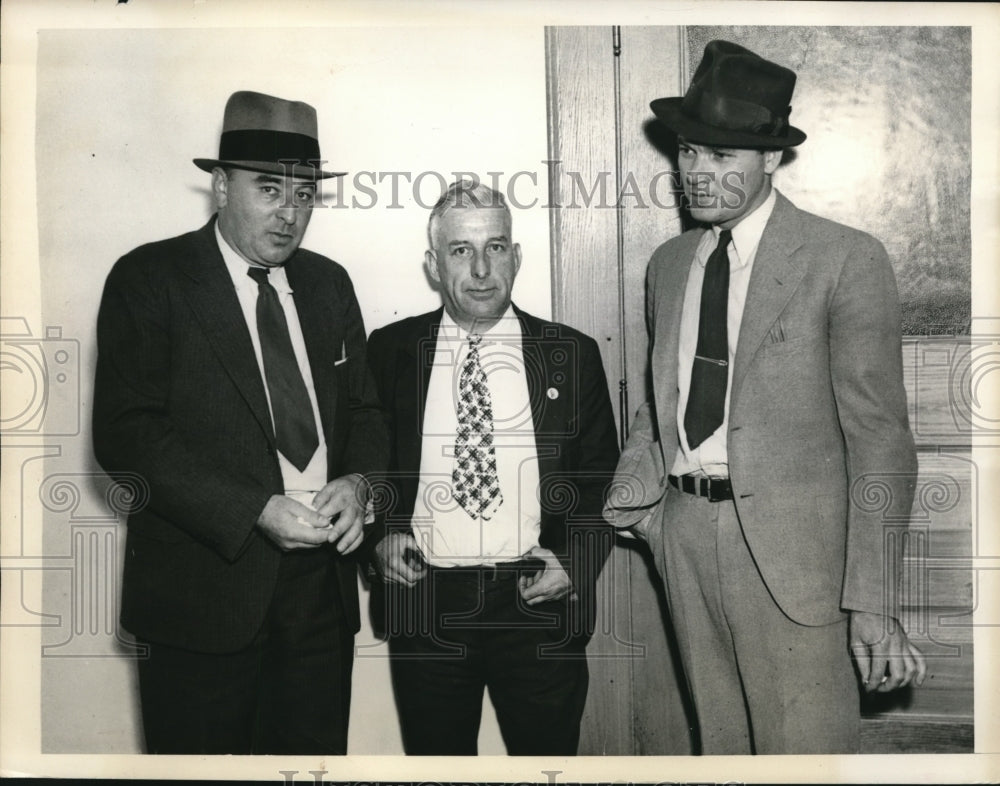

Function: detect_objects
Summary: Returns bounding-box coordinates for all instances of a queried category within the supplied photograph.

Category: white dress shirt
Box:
[413,307,542,566]
[216,223,328,502]
[671,187,777,479]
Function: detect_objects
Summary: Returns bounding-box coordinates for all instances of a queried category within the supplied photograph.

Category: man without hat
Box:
[93,91,388,754]
[605,41,926,753]
[366,180,619,754]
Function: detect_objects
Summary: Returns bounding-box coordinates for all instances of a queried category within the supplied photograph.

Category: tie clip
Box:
[695,354,728,367]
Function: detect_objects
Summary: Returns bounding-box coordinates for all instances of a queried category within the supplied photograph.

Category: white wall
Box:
[33,24,550,754]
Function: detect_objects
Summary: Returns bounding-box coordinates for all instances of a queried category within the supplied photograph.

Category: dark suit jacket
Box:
[93,217,388,653]
[607,192,917,625]
[366,305,619,640]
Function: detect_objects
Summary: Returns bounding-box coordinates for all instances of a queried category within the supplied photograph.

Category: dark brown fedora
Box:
[651,40,806,148]
[193,91,344,180]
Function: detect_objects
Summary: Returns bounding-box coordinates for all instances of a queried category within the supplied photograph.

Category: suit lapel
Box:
[731,191,807,404]
[178,220,275,443]
[514,306,565,471]
[399,309,442,476]
[653,231,702,457]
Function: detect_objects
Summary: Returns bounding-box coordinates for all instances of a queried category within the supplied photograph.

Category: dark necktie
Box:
[684,229,732,450]
[452,334,503,520]
[247,266,319,472]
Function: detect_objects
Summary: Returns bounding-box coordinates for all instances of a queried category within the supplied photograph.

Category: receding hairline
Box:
[427,180,512,248]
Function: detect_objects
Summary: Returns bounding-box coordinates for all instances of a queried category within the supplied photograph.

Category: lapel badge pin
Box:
[547,387,559,400]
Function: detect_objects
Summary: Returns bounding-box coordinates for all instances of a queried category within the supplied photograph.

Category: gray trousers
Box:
[646,486,860,754]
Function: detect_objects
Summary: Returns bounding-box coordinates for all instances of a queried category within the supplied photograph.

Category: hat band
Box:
[684,89,789,137]
[218,129,322,167]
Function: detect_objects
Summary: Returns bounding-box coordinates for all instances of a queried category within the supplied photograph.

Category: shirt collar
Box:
[440,304,521,342]
[701,186,778,268]
[215,220,293,296]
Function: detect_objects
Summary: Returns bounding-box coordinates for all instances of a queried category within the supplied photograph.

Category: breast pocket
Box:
[758,328,825,358]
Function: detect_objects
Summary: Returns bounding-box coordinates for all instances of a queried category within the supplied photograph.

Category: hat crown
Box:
[193,90,343,179]
[685,40,796,123]
[221,90,319,137]
[650,39,806,148]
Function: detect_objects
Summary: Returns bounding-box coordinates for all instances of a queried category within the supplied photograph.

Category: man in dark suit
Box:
[93,91,387,754]
[366,180,618,755]
[605,41,926,754]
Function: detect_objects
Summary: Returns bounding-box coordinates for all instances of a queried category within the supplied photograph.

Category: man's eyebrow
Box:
[251,174,315,189]
[447,235,509,247]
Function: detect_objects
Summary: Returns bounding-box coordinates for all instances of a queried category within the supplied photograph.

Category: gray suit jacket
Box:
[606,191,917,625]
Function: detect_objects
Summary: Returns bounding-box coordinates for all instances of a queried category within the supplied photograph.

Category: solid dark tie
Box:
[247,266,319,472]
[452,334,503,520]
[684,229,732,450]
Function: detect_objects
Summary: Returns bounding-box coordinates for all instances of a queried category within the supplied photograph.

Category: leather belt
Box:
[431,558,546,583]
[668,474,733,502]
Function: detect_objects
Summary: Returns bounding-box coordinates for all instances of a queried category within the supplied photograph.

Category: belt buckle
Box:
[706,478,729,502]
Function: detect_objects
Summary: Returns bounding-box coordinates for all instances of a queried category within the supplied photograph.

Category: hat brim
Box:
[651,97,806,149]
[193,158,345,180]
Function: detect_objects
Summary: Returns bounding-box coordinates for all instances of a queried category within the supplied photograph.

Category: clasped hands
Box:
[256,474,369,554]
[374,531,578,605]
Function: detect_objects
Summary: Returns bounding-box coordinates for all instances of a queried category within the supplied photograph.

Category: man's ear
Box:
[762,149,783,176]
[513,243,522,277]
[211,168,229,209]
[424,249,440,284]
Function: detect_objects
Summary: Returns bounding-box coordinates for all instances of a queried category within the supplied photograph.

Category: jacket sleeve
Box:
[828,233,917,616]
[560,334,620,600]
[358,324,404,566]
[336,270,391,482]
[603,257,667,530]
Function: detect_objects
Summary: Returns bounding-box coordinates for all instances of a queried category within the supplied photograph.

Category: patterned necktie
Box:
[452,334,503,520]
[247,266,319,472]
[684,229,732,450]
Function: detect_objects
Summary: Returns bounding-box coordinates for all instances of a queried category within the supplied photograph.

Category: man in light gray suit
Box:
[605,40,926,754]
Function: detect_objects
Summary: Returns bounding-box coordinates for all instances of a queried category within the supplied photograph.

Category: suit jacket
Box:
[366,305,620,640]
[93,217,388,653]
[607,192,917,626]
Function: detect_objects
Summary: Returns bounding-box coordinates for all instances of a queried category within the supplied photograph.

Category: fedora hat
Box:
[651,40,806,148]
[194,90,344,179]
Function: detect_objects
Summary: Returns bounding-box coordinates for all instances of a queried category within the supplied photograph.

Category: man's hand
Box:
[518,546,578,606]
[850,610,927,692]
[374,531,427,587]
[256,494,334,551]
[311,474,370,555]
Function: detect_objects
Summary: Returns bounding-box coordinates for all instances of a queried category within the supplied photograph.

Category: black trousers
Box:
[136,550,354,755]
[386,562,589,755]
